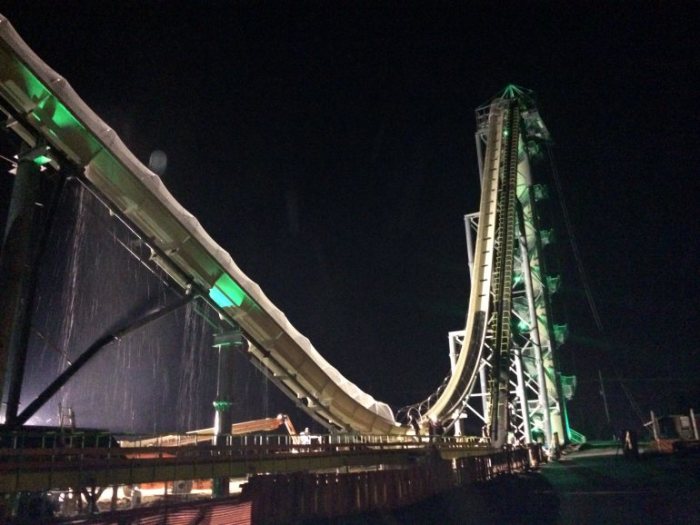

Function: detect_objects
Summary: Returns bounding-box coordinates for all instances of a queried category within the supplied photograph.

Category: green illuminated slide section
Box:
[209,274,246,308]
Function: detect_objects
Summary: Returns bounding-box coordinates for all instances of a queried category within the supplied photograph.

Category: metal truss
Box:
[451,93,567,447]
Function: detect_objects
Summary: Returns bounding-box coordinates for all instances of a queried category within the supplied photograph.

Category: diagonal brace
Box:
[10,293,196,427]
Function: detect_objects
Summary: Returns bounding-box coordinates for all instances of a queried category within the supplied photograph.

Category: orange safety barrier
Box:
[71,498,252,525]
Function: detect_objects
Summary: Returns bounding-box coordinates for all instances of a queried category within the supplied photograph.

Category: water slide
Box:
[0,15,505,435]
[424,102,507,427]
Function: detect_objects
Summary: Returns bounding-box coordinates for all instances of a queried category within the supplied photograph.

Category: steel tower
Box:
[450,85,581,448]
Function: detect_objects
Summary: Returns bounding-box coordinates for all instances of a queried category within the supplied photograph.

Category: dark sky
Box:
[1,2,698,436]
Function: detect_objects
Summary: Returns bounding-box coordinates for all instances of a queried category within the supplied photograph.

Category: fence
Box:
[243,445,540,523]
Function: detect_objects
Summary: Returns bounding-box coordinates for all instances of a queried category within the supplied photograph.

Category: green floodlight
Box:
[502,84,525,99]
[517,319,530,332]
[21,144,53,166]
[208,273,246,308]
[33,154,52,165]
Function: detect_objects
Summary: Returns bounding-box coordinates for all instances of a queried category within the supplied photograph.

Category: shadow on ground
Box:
[304,450,700,524]
[303,471,559,524]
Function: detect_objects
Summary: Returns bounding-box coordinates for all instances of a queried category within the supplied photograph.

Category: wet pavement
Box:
[318,444,700,524]
[536,445,700,524]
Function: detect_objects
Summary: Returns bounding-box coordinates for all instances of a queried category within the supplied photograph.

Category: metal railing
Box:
[0,431,489,475]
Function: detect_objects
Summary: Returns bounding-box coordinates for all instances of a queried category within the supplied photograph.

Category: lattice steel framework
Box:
[451,86,569,447]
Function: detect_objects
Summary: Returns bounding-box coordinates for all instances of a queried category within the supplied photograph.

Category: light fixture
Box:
[21,144,54,166]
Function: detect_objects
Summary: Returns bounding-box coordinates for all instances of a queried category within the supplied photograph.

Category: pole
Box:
[447,334,461,436]
[211,329,242,497]
[479,360,489,423]
[0,145,52,423]
[517,210,551,447]
[464,214,476,282]
[475,133,484,187]
[513,347,531,443]
[598,369,611,432]
[690,408,698,440]
[650,410,659,441]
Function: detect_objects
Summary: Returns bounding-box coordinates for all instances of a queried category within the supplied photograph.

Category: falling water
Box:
[20,176,302,434]
[56,183,87,404]
[175,302,216,432]
[22,179,172,430]
[21,180,88,425]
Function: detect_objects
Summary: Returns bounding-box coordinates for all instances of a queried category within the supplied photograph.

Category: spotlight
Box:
[21,144,54,167]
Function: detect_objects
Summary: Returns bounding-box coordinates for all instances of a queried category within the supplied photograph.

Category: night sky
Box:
[1,2,698,437]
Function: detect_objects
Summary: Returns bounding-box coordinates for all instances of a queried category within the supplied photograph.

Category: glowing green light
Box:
[13,60,104,162]
[208,274,246,308]
[19,64,51,102]
[17,61,89,139]
[209,287,234,307]
[37,95,85,130]
[502,84,525,100]
[213,400,232,411]
[517,319,529,332]
[32,154,52,165]
[53,101,82,129]
[546,275,561,294]
[553,324,569,344]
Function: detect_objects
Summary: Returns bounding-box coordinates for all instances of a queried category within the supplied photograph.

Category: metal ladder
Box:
[487,103,520,446]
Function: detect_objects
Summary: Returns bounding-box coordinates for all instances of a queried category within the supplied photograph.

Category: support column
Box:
[690,408,698,440]
[650,411,659,441]
[475,126,486,187]
[211,328,242,497]
[478,360,489,424]
[464,214,476,282]
[447,335,461,436]
[0,144,56,424]
[517,219,552,447]
[512,347,531,443]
